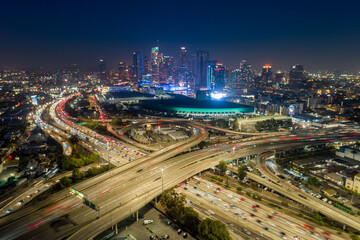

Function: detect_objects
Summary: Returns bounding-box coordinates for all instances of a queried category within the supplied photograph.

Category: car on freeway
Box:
[322,232,332,238]
[227,221,234,226]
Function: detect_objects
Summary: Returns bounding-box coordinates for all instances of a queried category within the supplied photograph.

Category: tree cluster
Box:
[209,119,228,128]
[111,116,123,126]
[307,176,319,186]
[160,189,199,233]
[255,118,291,131]
[217,160,228,174]
[160,189,231,239]
[59,154,99,171]
[86,120,108,134]
[198,218,231,240]
[237,164,247,180]
[59,164,110,187]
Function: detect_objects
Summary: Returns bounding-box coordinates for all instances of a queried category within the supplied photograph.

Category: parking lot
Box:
[113,206,196,240]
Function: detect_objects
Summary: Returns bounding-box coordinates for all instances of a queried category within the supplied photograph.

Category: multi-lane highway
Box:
[179,178,342,240]
[1,96,360,239]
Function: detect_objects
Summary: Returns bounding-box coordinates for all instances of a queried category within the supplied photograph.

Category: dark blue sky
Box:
[1,0,360,71]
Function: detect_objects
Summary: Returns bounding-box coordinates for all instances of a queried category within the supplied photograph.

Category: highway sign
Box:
[69,187,85,198]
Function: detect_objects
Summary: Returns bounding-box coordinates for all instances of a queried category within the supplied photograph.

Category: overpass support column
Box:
[136,210,139,221]
[115,224,118,234]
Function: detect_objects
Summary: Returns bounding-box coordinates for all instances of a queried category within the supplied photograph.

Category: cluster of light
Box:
[211,92,227,99]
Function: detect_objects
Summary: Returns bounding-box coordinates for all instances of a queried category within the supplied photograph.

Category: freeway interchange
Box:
[1,95,360,240]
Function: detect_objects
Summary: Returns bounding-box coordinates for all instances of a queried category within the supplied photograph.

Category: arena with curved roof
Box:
[141,95,254,118]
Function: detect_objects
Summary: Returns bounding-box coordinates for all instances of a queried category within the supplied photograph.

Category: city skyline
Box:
[1,0,360,71]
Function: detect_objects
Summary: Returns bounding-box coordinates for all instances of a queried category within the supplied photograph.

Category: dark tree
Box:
[198,218,231,240]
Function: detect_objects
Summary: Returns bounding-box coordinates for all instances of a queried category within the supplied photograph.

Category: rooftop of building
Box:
[142,94,253,110]
[107,91,155,99]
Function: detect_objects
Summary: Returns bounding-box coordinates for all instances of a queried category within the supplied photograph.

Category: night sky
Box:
[1,0,360,72]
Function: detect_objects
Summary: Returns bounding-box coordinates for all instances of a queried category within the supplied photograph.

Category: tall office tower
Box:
[132,50,143,85]
[179,47,188,68]
[98,59,106,81]
[159,56,174,84]
[261,64,272,84]
[240,60,252,85]
[143,56,150,75]
[232,60,252,92]
[98,59,106,72]
[274,71,285,84]
[195,51,209,90]
[207,62,226,91]
[118,62,128,80]
[177,47,189,87]
[289,64,306,87]
[231,69,241,90]
[151,46,160,84]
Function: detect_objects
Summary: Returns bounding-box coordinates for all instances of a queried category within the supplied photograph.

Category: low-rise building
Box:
[323,172,344,186]
[322,188,337,197]
[168,131,189,141]
[345,172,360,192]
[336,146,360,161]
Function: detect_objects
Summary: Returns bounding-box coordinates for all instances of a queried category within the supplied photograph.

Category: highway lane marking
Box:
[0,196,13,205]
[111,179,123,186]
[98,188,110,195]
[46,200,70,212]
[62,205,76,213]
[96,179,109,187]
[27,220,45,230]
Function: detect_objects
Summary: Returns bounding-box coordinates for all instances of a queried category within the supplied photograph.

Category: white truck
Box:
[143,220,154,225]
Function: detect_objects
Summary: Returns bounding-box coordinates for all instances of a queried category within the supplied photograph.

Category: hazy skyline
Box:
[1,0,360,72]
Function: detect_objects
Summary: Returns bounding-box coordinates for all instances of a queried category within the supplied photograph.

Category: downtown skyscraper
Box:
[232,60,252,92]
[195,51,209,90]
[207,62,226,91]
[159,56,174,84]
[132,50,143,86]
[151,46,160,84]
[177,47,189,87]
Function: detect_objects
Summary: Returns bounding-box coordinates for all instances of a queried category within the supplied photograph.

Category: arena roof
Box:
[141,95,254,115]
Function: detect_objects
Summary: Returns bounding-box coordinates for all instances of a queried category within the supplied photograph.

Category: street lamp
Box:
[161,167,164,193]
[106,140,110,165]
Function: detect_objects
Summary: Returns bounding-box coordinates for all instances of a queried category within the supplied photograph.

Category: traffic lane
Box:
[182,181,298,239]
[2,132,352,239]
[184,178,342,240]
